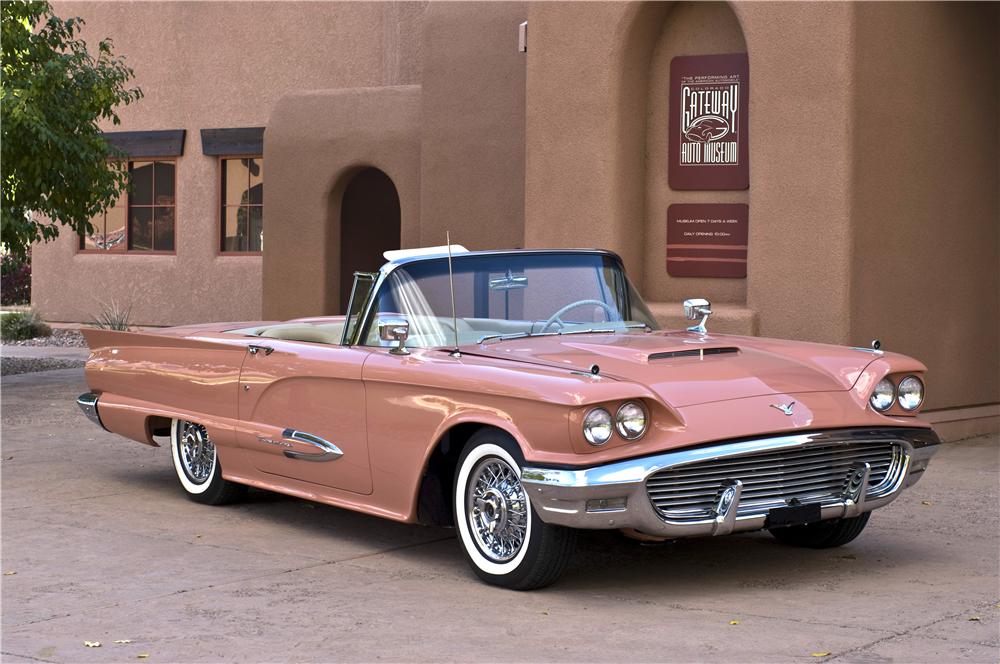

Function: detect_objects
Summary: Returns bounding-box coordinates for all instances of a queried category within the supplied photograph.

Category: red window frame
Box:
[218,156,263,255]
[78,158,178,254]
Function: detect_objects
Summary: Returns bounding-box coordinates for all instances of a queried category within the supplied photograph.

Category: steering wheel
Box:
[540,299,620,333]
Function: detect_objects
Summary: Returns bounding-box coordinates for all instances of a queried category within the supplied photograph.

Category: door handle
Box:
[248,344,274,356]
[281,428,343,462]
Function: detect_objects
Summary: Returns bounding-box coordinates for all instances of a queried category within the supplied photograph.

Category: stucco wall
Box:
[524,2,857,342]
[850,2,1000,410]
[418,2,527,251]
[733,1,858,344]
[32,1,425,325]
[523,2,653,283]
[263,86,423,320]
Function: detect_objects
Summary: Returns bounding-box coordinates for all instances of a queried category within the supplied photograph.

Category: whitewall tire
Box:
[170,419,246,505]
[454,429,576,590]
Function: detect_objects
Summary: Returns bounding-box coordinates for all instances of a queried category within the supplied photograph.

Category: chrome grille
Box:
[646,440,905,522]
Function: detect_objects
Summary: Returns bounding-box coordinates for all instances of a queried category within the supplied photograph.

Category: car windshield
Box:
[361,252,659,348]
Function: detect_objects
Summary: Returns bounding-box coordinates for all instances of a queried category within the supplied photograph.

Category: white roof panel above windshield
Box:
[383,245,469,263]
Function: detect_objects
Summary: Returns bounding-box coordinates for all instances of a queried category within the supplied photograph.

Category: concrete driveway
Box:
[2,368,997,662]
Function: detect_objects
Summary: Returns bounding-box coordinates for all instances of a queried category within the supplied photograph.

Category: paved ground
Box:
[0,347,88,377]
[2,368,998,663]
[0,348,89,360]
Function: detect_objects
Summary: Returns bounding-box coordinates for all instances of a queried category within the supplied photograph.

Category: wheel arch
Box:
[415,418,527,527]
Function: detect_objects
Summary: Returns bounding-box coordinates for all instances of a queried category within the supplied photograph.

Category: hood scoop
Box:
[648,347,740,361]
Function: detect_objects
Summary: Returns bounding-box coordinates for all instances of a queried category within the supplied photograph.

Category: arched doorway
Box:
[338,168,401,311]
[642,2,748,307]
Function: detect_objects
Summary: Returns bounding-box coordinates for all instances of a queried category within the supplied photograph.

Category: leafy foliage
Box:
[1,1,142,259]
[0,309,51,340]
[1,250,31,305]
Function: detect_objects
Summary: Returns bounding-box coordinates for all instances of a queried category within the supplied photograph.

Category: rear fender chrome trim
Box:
[77,392,106,431]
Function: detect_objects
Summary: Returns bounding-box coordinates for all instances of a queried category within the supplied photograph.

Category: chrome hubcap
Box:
[467,457,528,562]
[179,422,215,485]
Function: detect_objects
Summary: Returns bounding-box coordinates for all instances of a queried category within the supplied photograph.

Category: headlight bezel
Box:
[869,378,896,412]
[582,407,614,446]
[615,401,648,441]
[897,375,924,411]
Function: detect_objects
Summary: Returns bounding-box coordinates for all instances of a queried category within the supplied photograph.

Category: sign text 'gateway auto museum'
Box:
[667,52,749,279]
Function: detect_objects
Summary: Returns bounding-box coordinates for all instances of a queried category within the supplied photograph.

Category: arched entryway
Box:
[642,2,748,307]
[338,168,401,311]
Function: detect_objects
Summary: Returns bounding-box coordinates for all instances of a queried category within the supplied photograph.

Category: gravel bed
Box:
[2,329,88,347]
[1,356,86,376]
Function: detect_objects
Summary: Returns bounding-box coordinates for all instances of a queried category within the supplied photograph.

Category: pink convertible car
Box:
[78,248,939,589]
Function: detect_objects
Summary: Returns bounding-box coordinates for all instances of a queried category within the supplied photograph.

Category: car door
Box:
[236,338,373,495]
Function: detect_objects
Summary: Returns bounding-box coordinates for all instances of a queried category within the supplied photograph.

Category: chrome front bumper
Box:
[521,428,940,538]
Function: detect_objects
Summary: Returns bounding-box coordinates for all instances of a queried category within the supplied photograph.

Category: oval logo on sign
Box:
[683,115,730,143]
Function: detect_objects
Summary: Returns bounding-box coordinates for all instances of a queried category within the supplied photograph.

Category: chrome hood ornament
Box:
[770,401,796,416]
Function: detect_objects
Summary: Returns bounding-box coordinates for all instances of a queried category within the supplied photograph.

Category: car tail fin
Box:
[79,328,134,351]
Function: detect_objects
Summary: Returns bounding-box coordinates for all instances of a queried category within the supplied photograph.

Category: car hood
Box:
[465,331,880,408]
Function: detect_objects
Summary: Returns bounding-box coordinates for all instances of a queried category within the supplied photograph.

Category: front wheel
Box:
[768,512,871,548]
[170,419,246,505]
[454,430,576,590]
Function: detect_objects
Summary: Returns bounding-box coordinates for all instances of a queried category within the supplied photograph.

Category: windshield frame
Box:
[344,249,647,348]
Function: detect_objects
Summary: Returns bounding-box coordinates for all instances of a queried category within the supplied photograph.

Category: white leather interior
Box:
[228,316,542,348]
[254,322,346,345]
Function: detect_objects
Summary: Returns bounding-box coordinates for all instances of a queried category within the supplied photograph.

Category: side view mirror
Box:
[683,298,712,334]
[378,318,410,355]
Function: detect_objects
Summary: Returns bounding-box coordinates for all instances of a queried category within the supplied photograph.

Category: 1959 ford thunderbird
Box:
[78,247,940,589]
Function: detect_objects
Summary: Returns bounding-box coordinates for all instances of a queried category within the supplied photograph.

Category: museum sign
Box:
[669,53,749,190]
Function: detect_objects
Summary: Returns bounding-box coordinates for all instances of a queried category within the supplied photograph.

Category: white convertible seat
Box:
[370,315,479,347]
[257,322,345,345]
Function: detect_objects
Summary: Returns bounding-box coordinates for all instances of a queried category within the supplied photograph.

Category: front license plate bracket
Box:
[765,502,822,529]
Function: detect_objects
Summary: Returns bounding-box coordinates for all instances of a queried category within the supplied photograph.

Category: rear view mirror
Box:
[378,318,410,355]
[489,269,528,291]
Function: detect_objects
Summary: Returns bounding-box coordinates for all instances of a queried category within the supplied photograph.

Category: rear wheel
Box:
[768,512,871,548]
[170,419,246,505]
[454,430,576,590]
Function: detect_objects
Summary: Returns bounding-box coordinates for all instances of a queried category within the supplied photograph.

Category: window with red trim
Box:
[220,157,263,253]
[80,160,176,252]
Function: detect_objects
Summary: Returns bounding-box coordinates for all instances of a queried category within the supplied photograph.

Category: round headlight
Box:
[897,375,924,411]
[870,378,895,412]
[615,402,648,440]
[583,408,613,446]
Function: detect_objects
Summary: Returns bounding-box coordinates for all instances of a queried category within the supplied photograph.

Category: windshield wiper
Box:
[478,323,650,344]
[558,323,651,335]
[556,323,650,336]
[478,332,527,344]
[477,331,560,344]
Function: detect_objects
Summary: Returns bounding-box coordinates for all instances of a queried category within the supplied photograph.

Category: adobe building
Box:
[31,2,999,437]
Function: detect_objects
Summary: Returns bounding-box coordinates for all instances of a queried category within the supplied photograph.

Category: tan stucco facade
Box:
[33,1,425,324]
[31,2,999,428]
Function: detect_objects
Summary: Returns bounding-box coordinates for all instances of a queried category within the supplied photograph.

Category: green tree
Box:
[1,1,142,259]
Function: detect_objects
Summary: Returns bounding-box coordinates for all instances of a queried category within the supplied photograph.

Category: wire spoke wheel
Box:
[178,421,215,485]
[466,457,529,562]
[454,434,576,589]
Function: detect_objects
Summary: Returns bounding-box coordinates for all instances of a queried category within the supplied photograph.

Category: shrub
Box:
[0,310,52,341]
[1,252,31,306]
[92,298,132,331]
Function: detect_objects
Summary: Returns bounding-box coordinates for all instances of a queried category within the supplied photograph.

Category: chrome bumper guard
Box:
[76,392,106,430]
[521,428,940,538]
